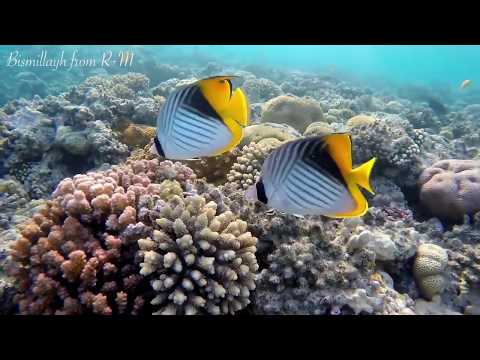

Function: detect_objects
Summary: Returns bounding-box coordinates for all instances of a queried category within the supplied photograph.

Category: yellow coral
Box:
[346,115,377,129]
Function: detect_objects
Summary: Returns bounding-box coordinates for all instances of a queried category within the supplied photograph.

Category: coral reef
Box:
[3,55,480,316]
[5,159,197,314]
[418,159,480,220]
[253,218,416,315]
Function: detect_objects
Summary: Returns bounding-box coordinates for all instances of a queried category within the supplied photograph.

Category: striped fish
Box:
[151,76,249,160]
[245,134,377,218]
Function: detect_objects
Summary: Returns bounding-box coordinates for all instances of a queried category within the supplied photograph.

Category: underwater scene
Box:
[1,44,480,315]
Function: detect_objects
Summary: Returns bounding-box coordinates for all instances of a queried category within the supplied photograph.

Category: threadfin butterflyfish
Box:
[460,79,471,90]
[245,134,377,218]
[150,75,250,160]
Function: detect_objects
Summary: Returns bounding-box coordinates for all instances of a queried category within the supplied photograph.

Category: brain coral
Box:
[413,243,448,300]
[261,95,324,132]
[135,194,259,315]
[418,159,480,220]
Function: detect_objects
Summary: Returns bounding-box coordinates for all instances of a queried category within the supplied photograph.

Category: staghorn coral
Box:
[261,94,324,132]
[418,159,480,220]
[135,193,259,315]
[413,244,449,300]
[6,159,197,315]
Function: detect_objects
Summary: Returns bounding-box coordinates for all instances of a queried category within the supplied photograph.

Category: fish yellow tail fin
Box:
[223,88,250,127]
[350,157,376,194]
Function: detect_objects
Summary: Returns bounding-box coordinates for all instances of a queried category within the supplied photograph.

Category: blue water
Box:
[159,45,480,88]
[1,45,479,105]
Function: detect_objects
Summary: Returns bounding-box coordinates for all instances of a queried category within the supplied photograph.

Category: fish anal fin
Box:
[212,117,243,155]
[323,133,353,177]
[350,157,376,194]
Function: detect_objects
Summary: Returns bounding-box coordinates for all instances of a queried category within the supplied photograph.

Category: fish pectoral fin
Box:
[212,117,244,156]
[350,157,376,195]
[222,88,250,127]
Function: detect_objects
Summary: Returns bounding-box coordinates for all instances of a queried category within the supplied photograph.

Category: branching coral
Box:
[135,194,258,315]
[6,159,197,315]
[226,142,279,190]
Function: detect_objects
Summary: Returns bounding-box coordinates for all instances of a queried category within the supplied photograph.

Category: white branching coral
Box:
[137,194,258,315]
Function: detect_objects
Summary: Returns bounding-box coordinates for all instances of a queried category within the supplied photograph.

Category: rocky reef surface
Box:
[1,58,480,315]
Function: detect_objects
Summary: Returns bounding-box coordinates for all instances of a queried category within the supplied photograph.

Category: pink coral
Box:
[418,159,480,220]
[7,159,197,315]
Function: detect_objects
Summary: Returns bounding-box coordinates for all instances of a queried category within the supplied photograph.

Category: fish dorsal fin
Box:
[322,133,353,178]
[197,76,235,114]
